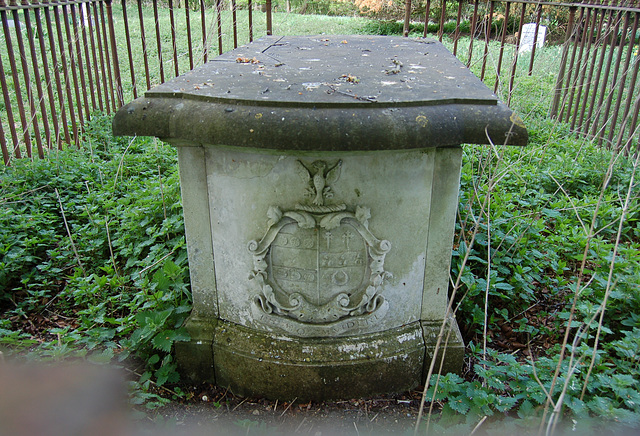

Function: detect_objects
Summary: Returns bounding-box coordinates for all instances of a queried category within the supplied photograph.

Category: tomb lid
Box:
[113,35,527,150]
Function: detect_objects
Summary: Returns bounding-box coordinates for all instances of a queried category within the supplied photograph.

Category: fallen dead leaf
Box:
[236,57,259,64]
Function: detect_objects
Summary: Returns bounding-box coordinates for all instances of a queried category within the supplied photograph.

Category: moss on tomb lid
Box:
[113,35,527,150]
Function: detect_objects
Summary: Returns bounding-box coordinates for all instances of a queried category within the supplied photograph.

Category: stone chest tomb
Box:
[113,35,527,400]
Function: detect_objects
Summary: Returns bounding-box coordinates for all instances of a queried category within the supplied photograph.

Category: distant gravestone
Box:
[519,23,547,53]
[5,20,26,32]
[80,3,93,27]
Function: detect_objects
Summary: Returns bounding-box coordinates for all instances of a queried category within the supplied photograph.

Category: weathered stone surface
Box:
[213,320,425,401]
[113,35,527,150]
[113,35,528,401]
[422,317,466,377]
[201,147,455,336]
[176,316,217,383]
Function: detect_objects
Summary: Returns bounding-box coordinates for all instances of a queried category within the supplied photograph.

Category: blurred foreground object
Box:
[0,363,129,436]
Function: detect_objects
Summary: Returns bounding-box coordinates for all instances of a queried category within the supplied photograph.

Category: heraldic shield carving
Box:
[248,159,392,336]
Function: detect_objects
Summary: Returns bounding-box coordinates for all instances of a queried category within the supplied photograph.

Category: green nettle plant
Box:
[1,36,639,433]
[0,114,192,408]
[414,114,640,433]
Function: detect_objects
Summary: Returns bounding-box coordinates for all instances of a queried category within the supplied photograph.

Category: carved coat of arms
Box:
[248,159,391,336]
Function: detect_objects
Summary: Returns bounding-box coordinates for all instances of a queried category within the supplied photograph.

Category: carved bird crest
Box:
[295,159,343,206]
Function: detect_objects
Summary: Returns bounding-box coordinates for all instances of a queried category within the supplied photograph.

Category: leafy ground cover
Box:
[1,110,638,433]
[1,18,640,436]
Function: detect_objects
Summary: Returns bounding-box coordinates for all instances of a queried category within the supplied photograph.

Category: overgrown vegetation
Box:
[2,107,639,431]
[1,9,639,435]
[428,117,640,432]
[0,116,191,408]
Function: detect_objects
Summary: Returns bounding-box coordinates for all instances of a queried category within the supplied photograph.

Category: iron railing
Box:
[1,0,639,165]
[0,0,267,164]
[550,4,640,153]
[1,0,124,161]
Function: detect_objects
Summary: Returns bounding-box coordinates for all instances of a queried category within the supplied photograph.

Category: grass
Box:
[110,5,370,96]
[1,6,640,434]
[3,1,638,158]
[1,109,638,433]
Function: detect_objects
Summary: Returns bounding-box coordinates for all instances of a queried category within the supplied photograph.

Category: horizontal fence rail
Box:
[1,0,639,165]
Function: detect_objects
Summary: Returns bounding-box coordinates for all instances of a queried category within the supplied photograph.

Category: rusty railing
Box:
[1,0,123,162]
[0,0,266,165]
[401,0,640,152]
[1,0,639,165]
[550,2,640,153]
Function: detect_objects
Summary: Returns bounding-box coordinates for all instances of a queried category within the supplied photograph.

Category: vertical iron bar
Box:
[480,0,494,81]
[45,6,73,146]
[574,6,600,131]
[248,0,253,42]
[153,0,165,83]
[201,0,208,62]
[0,43,21,157]
[0,20,10,163]
[550,6,576,119]
[186,0,194,69]
[527,3,543,76]
[266,0,272,35]
[216,0,223,54]
[438,0,446,41]
[4,9,33,157]
[122,0,139,98]
[70,4,91,122]
[23,6,51,153]
[169,0,179,77]
[453,0,463,55]
[466,0,479,68]
[136,0,151,90]
[423,0,431,37]
[403,0,411,37]
[494,1,511,94]
[35,6,63,148]
[231,0,238,48]
[507,2,526,105]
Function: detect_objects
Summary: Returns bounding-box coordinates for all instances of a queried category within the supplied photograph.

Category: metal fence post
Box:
[550,6,577,119]
[106,0,124,108]
[403,0,412,37]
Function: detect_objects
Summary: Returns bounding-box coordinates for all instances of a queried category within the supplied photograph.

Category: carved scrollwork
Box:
[248,159,392,335]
